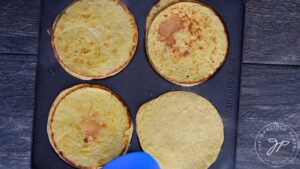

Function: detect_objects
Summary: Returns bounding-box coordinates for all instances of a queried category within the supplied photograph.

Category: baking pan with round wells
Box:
[31,0,244,168]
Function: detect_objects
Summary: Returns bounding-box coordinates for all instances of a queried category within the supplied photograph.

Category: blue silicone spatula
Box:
[102,152,160,169]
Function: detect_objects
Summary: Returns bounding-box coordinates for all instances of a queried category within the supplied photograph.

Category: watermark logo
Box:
[255,122,299,167]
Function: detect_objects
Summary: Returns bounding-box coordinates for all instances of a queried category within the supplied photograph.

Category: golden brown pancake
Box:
[146,2,228,86]
[47,84,133,169]
[52,0,138,80]
[136,91,224,169]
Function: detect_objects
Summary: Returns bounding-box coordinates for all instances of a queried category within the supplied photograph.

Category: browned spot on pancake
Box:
[74,58,83,64]
[99,160,104,166]
[80,119,102,143]
[212,47,217,55]
[59,26,64,31]
[158,16,184,47]
[112,48,117,54]
[183,51,189,57]
[188,21,204,38]
[202,16,211,29]
[83,137,89,143]
[87,60,92,65]
[197,34,202,40]
[212,37,217,44]
[81,14,90,19]
[81,47,90,54]
[188,22,193,35]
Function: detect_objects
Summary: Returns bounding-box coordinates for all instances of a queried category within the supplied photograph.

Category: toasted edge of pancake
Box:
[146,0,181,31]
[146,1,229,86]
[47,84,133,169]
[146,0,197,31]
[51,0,138,80]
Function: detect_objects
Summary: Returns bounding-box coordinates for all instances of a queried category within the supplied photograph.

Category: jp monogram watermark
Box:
[255,122,299,167]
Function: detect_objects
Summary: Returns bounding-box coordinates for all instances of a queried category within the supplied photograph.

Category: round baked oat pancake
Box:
[146,2,228,86]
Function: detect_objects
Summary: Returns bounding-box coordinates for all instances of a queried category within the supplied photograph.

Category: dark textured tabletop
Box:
[0,0,299,168]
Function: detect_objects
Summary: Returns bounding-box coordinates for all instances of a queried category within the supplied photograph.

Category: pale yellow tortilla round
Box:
[52,0,138,80]
[47,84,133,169]
[136,91,224,169]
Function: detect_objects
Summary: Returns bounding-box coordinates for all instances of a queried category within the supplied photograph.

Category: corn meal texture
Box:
[137,91,224,169]
[52,0,137,80]
[48,84,132,169]
[147,2,228,86]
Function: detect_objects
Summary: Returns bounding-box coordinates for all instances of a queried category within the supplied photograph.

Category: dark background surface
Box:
[0,0,299,168]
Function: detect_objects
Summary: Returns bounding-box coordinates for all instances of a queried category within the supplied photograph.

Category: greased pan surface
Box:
[31,0,244,168]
